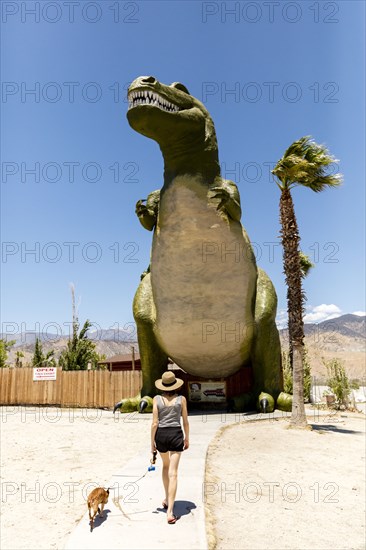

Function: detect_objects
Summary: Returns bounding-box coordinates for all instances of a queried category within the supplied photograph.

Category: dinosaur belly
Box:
[151,176,257,378]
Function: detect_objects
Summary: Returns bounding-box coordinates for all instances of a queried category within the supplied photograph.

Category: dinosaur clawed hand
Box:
[135,199,151,217]
[135,199,158,231]
[209,187,231,212]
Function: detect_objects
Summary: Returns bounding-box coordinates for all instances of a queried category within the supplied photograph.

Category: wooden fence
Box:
[0,368,142,408]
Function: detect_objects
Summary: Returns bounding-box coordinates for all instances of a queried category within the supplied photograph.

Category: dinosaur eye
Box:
[171,82,190,95]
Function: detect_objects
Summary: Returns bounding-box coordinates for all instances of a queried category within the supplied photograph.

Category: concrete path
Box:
[64,412,232,550]
[64,407,336,550]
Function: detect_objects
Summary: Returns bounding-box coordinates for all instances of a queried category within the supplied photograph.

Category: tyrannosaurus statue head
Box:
[126,76,220,179]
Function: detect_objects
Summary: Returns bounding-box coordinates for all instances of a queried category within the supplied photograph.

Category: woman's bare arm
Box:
[181,396,190,450]
[151,397,159,453]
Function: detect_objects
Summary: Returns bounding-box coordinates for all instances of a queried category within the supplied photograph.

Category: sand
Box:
[205,412,366,550]
[0,407,149,550]
[1,406,365,550]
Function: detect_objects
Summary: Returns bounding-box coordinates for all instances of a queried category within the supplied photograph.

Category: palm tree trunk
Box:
[279,188,308,427]
[291,344,306,425]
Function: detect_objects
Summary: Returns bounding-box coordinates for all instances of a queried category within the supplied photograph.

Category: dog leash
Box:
[107,452,158,520]
[108,451,157,487]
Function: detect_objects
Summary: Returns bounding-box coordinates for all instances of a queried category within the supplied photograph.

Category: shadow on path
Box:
[90,509,111,531]
[154,500,197,518]
[311,424,364,435]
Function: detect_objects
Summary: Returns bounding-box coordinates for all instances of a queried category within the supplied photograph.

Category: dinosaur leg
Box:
[133,272,169,397]
[114,273,168,413]
[251,268,283,405]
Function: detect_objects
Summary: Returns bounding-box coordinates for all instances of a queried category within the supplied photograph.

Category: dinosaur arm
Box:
[209,180,242,222]
[223,180,242,221]
[135,189,160,231]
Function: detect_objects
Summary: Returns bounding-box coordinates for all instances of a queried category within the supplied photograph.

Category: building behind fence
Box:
[0,368,142,408]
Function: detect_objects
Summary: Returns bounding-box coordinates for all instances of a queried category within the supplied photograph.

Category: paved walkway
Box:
[63,407,343,550]
[64,412,234,550]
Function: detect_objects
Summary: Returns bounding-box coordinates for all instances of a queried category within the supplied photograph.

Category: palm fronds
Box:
[272,136,343,191]
[299,252,315,278]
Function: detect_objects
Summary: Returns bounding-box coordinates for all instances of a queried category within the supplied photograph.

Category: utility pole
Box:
[131,345,135,371]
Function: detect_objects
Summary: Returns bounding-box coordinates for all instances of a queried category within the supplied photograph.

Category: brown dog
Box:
[87,487,109,532]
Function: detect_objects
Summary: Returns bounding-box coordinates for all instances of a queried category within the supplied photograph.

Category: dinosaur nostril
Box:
[141,76,156,84]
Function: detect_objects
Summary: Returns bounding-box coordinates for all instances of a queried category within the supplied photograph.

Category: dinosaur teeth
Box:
[128,90,180,112]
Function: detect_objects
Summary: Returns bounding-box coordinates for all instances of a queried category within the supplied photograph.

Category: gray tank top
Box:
[157,395,182,428]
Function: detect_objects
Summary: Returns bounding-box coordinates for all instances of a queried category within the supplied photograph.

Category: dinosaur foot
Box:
[276,392,293,412]
[228,392,282,413]
[113,395,153,414]
[256,392,276,413]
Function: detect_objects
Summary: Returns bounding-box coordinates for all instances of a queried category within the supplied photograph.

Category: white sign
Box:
[33,367,57,381]
[188,381,226,402]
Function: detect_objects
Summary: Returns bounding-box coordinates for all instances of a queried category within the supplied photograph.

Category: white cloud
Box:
[275,309,288,330]
[303,304,342,324]
[276,304,365,330]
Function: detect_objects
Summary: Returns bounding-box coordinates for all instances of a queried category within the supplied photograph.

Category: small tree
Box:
[32,338,56,367]
[32,338,43,366]
[58,284,101,371]
[15,351,25,368]
[59,319,101,370]
[324,358,359,409]
[0,339,16,368]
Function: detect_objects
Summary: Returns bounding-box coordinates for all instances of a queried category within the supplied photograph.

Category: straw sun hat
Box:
[155,371,184,392]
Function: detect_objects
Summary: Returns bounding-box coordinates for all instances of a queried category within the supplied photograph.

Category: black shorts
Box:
[155,427,184,453]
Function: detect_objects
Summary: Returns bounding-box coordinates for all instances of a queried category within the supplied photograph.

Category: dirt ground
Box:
[1,406,365,550]
[205,411,366,550]
[0,406,149,550]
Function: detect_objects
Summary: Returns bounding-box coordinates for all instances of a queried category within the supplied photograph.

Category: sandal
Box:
[162,500,168,509]
[167,514,177,524]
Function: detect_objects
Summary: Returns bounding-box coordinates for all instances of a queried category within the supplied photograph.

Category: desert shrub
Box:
[282,349,293,394]
[0,339,16,368]
[324,358,359,409]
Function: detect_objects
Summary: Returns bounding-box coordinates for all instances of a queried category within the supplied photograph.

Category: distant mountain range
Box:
[305,313,365,340]
[279,314,365,380]
[3,314,365,378]
[1,328,136,347]
[279,313,365,344]
[2,328,138,365]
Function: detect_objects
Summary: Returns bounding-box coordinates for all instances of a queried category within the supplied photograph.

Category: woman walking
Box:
[151,371,189,524]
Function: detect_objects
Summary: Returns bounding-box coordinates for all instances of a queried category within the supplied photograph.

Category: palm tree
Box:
[285,252,315,381]
[272,136,342,427]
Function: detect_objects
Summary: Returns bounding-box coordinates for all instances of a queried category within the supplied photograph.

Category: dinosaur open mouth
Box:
[128,90,180,112]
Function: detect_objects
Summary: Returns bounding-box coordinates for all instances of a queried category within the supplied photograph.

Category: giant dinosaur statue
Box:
[116,76,283,413]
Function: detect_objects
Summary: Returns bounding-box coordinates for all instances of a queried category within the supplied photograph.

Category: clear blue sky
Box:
[1,0,365,337]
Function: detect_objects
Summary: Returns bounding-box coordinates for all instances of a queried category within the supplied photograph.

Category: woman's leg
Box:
[159,451,170,504]
[167,451,181,520]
